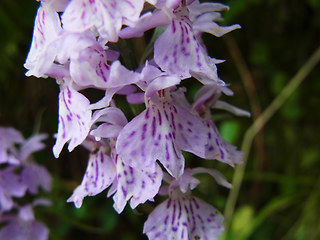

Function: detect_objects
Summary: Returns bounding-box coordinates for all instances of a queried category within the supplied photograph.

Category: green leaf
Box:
[231,205,254,235]
[238,194,303,240]
[218,120,241,144]
[271,71,287,95]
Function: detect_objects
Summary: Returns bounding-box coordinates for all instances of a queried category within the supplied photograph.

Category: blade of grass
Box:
[222,45,320,239]
[239,192,305,240]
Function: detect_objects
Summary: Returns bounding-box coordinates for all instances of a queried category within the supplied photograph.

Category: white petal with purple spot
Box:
[143,195,224,240]
[67,149,116,208]
[24,3,63,77]
[117,94,207,178]
[111,155,163,213]
[154,12,221,83]
[62,0,145,42]
[203,120,243,167]
[53,87,92,158]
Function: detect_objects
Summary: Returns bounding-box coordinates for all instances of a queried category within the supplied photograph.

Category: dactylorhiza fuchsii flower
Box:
[0,127,51,240]
[0,202,51,240]
[24,0,247,239]
[67,108,163,213]
[120,0,240,84]
[143,168,229,240]
[190,83,250,166]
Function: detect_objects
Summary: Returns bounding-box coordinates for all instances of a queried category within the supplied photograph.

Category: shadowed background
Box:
[0,0,320,239]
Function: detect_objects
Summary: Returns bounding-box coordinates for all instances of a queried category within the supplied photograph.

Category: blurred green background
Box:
[1,0,320,239]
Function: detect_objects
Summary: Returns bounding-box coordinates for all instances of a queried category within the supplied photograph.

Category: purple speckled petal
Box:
[62,0,120,42]
[91,107,128,126]
[188,1,241,37]
[111,155,163,213]
[135,62,164,92]
[190,85,245,166]
[145,75,181,98]
[59,39,137,88]
[119,11,170,39]
[90,107,128,140]
[89,87,122,110]
[66,33,111,89]
[172,104,208,160]
[143,195,224,240]
[24,2,63,77]
[106,60,140,88]
[154,10,221,83]
[53,86,92,158]
[203,120,243,167]
[116,92,207,178]
[87,60,140,109]
[51,31,128,89]
[193,84,250,118]
[169,169,200,194]
[170,87,191,110]
[116,103,183,176]
[91,123,123,140]
[188,1,229,20]
[192,84,226,115]
[117,0,145,26]
[67,149,116,208]
[192,13,241,37]
[62,0,145,42]
[152,0,181,9]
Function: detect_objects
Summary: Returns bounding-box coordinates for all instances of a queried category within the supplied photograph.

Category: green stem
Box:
[222,45,320,238]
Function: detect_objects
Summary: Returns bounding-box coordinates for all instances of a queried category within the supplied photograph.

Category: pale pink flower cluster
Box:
[0,127,51,240]
[25,0,248,239]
